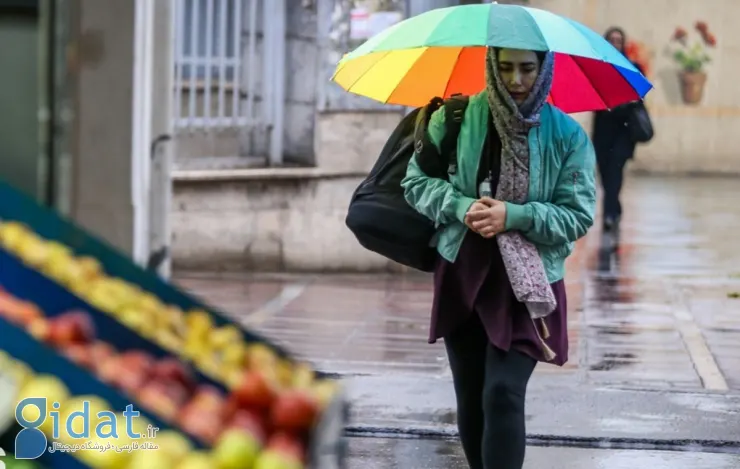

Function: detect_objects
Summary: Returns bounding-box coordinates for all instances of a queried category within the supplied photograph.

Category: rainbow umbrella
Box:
[332,3,653,113]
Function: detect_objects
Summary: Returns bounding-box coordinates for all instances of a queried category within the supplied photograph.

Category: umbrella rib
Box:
[342,50,393,93]
[382,47,431,104]
[441,47,465,99]
[570,56,608,111]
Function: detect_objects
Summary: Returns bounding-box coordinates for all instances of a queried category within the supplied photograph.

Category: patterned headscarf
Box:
[483,47,559,360]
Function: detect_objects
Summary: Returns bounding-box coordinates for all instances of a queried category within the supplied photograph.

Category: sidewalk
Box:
[174,175,740,449]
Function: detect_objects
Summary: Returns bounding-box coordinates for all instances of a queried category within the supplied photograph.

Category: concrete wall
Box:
[172,175,401,272]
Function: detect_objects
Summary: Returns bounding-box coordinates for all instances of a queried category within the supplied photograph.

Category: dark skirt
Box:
[430,230,569,366]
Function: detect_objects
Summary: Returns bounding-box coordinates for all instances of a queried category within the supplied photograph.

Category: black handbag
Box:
[627,101,654,143]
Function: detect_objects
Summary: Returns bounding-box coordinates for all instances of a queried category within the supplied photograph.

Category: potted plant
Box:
[670,21,717,105]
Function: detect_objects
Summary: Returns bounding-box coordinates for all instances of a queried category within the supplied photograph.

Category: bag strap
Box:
[439,94,469,175]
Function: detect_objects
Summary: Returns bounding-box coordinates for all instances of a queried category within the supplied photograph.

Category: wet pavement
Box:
[345,437,740,469]
[174,176,740,449]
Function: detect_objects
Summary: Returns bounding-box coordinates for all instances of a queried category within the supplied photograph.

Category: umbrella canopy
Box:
[332,3,653,113]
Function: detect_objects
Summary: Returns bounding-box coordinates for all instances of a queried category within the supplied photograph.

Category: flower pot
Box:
[679,70,707,105]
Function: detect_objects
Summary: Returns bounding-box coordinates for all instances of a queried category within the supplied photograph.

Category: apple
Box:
[232,370,278,410]
[212,428,261,469]
[153,328,184,354]
[151,358,196,393]
[267,432,307,464]
[61,343,94,370]
[27,317,51,343]
[291,363,315,389]
[247,343,279,370]
[185,310,213,336]
[136,381,184,422]
[228,408,268,445]
[98,354,151,393]
[270,390,320,433]
[253,450,304,469]
[89,341,117,372]
[175,452,215,469]
[0,221,30,250]
[209,325,242,349]
[125,449,176,469]
[118,306,148,332]
[0,295,42,327]
[178,406,223,444]
[154,430,193,464]
[118,350,155,373]
[189,385,226,412]
[48,311,96,346]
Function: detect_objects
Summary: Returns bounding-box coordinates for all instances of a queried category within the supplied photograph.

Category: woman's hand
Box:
[464,201,489,232]
[465,197,507,238]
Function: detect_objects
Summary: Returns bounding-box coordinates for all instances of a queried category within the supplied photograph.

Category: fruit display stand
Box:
[0,179,347,469]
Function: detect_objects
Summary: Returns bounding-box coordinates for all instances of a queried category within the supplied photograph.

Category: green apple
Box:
[212,429,261,469]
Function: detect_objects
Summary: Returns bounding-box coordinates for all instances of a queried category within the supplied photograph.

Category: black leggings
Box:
[444,315,537,469]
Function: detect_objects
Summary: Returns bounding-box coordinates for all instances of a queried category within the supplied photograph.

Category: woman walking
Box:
[401,46,596,469]
[592,26,644,236]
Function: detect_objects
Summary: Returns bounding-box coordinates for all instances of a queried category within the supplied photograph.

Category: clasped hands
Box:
[464,197,507,238]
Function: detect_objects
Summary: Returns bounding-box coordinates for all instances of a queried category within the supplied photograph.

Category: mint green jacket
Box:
[401,91,596,283]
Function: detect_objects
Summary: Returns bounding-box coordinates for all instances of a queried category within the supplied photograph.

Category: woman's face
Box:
[607,30,625,52]
[496,48,541,105]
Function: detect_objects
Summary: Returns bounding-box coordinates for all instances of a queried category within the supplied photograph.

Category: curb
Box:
[345,424,740,455]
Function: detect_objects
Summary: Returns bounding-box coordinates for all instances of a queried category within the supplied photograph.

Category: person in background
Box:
[592,26,644,240]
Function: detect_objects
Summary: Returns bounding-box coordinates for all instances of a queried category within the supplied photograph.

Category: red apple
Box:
[137,381,182,422]
[228,409,268,445]
[0,295,42,327]
[88,341,116,373]
[62,343,94,369]
[98,354,149,393]
[190,385,227,412]
[232,371,278,410]
[151,358,196,393]
[270,390,320,433]
[179,405,223,444]
[267,431,306,464]
[48,311,95,346]
[118,350,155,372]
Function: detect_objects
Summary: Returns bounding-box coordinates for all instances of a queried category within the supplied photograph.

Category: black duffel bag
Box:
[345,95,469,272]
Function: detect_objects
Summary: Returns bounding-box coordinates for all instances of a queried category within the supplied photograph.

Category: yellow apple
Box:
[176,452,215,469]
[125,449,176,469]
[154,430,193,463]
[0,221,31,251]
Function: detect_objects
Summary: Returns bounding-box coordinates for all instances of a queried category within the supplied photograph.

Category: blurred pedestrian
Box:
[402,46,596,469]
[592,26,644,238]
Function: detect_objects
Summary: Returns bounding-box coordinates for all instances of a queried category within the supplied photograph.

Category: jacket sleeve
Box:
[401,107,477,227]
[503,125,596,245]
